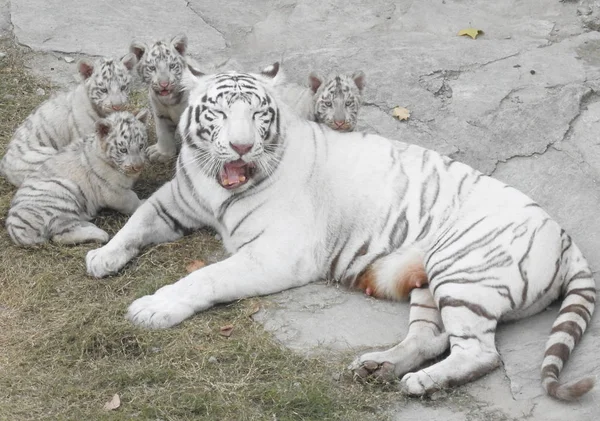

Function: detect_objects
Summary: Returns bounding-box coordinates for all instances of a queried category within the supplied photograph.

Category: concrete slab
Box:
[4,0,600,419]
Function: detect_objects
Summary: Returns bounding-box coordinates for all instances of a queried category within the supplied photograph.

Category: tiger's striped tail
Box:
[541,239,596,401]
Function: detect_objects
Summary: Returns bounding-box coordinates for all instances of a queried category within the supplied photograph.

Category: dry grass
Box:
[0,38,406,420]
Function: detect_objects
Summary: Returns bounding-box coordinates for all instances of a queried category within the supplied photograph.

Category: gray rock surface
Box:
[3,0,600,419]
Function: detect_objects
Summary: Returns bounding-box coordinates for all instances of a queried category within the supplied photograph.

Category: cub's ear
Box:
[120,52,138,71]
[308,72,323,93]
[77,59,95,80]
[352,70,366,92]
[95,119,112,151]
[134,108,150,125]
[129,40,147,61]
[171,33,188,56]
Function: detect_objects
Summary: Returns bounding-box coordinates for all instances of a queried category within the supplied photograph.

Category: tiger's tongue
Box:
[220,162,246,185]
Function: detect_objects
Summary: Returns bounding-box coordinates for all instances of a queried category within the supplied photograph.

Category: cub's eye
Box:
[100,87,108,94]
[323,101,332,107]
[169,63,177,70]
[120,85,127,91]
[345,100,353,106]
[119,147,127,154]
[253,111,263,120]
[147,65,156,72]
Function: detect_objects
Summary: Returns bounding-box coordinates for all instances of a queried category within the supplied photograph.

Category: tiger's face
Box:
[96,110,149,178]
[130,34,188,105]
[310,71,366,132]
[180,66,284,192]
[78,55,137,117]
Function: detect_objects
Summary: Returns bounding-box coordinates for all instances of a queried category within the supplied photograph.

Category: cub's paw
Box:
[86,246,130,278]
[349,359,398,383]
[400,370,440,396]
[126,293,195,329]
[147,144,176,163]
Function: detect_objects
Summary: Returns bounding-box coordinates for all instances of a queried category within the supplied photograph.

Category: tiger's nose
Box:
[230,142,253,156]
[159,81,169,88]
[334,120,346,128]
[112,104,124,111]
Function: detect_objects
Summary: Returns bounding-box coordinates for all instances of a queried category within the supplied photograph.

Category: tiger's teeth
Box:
[239,175,246,183]
[223,178,229,185]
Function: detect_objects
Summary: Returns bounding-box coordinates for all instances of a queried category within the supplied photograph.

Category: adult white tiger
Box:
[86,65,596,401]
[0,54,138,187]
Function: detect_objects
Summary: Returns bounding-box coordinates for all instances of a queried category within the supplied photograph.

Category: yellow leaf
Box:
[219,324,234,337]
[392,106,410,121]
[103,394,121,411]
[458,28,482,39]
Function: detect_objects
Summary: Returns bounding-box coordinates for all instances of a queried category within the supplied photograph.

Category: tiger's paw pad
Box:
[400,370,439,396]
[351,360,397,383]
[126,294,194,329]
[147,144,176,163]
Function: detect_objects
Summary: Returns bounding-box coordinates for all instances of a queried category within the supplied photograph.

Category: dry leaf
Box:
[458,28,482,39]
[219,324,234,337]
[103,394,121,411]
[247,304,261,317]
[392,106,411,121]
[186,259,206,273]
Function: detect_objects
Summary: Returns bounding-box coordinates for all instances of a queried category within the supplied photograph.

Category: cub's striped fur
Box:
[266,63,365,131]
[130,33,203,163]
[6,110,148,246]
[0,54,137,187]
[86,66,595,401]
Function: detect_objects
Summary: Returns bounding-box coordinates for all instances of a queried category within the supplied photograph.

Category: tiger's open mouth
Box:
[218,160,256,189]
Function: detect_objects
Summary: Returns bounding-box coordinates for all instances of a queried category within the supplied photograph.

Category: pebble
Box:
[36,88,46,96]
[0,52,6,60]
[207,356,219,364]
[3,94,16,101]
[63,56,75,63]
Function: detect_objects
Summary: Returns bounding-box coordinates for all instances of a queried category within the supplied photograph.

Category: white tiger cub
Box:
[130,33,203,163]
[0,54,138,187]
[6,110,149,246]
[267,63,366,131]
[86,67,595,401]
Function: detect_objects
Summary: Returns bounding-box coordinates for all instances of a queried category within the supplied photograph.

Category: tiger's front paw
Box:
[400,370,440,396]
[147,144,176,163]
[126,293,195,329]
[86,245,132,278]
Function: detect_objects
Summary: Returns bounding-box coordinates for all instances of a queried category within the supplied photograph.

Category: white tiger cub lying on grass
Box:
[0,54,138,187]
[6,110,148,246]
[86,66,595,401]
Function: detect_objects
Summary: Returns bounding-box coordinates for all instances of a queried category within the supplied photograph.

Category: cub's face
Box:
[310,71,366,132]
[130,34,188,105]
[180,70,284,192]
[96,110,149,178]
[78,55,137,116]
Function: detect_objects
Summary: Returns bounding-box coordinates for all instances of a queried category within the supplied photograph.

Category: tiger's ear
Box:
[95,119,112,151]
[260,62,286,87]
[171,33,188,56]
[261,62,280,79]
[129,40,147,61]
[77,59,95,80]
[352,71,366,92]
[134,108,150,125]
[120,52,138,72]
[308,72,323,93]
